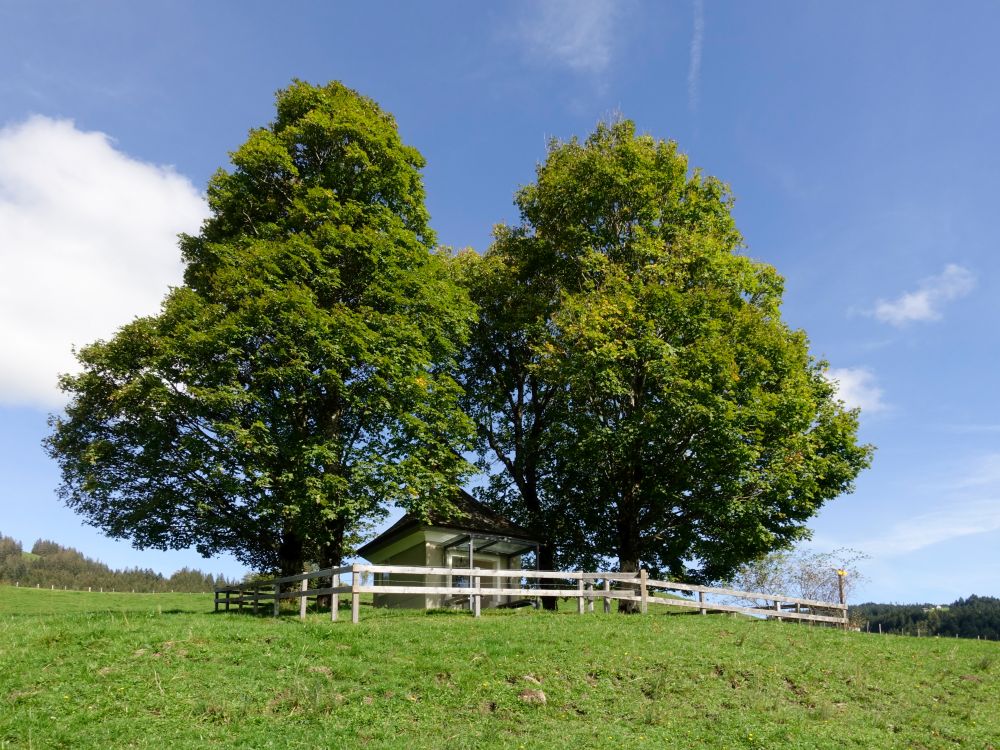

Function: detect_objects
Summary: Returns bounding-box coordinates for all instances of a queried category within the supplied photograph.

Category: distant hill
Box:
[0,532,230,592]
[851,596,1000,640]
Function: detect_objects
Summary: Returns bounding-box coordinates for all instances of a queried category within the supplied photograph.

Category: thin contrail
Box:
[687,0,705,111]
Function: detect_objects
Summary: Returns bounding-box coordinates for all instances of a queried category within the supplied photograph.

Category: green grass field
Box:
[0,586,996,749]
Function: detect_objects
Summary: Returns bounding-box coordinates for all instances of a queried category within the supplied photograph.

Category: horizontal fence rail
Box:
[215,564,848,627]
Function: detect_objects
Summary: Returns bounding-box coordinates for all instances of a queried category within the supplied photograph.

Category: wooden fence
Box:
[215,564,848,627]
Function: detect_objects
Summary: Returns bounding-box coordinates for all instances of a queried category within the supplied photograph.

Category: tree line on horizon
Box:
[43,80,873,610]
[0,533,229,593]
[850,596,1000,641]
[6,527,996,641]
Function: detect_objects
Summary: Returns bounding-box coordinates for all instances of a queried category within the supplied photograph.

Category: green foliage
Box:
[1,587,998,748]
[853,596,1000,640]
[460,119,872,583]
[45,81,475,574]
[454,242,588,576]
[0,533,225,592]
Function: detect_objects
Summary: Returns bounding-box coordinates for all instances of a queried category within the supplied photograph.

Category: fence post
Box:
[837,569,848,630]
[299,575,308,620]
[253,586,259,614]
[603,578,611,614]
[699,590,706,615]
[586,582,594,613]
[225,590,231,612]
[468,537,475,613]
[331,572,339,622]
[773,600,781,620]
[577,575,585,615]
[473,569,481,618]
[639,569,648,615]
[273,583,280,617]
[351,564,360,624]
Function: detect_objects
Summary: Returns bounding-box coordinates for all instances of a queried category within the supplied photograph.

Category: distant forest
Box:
[0,533,230,592]
[851,597,1000,640]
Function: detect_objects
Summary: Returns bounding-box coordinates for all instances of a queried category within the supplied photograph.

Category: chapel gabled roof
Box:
[355,489,537,559]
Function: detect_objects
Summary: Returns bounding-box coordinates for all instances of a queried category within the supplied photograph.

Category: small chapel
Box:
[356,490,539,610]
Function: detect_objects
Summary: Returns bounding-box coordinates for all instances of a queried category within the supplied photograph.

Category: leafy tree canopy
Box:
[460,120,873,586]
[45,81,475,575]
[853,596,1000,640]
[0,532,226,592]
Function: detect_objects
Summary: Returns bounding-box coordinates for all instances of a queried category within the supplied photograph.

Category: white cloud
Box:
[515,0,622,74]
[950,452,1000,490]
[873,264,975,326]
[813,451,1000,602]
[0,116,208,408]
[687,0,705,111]
[858,500,1000,557]
[825,367,886,413]
[853,453,1000,557]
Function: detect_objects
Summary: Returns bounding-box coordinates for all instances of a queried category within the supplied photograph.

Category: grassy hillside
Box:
[0,587,996,749]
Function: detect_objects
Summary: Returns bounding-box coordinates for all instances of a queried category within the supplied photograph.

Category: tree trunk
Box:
[317,518,345,571]
[274,526,304,612]
[538,544,558,611]
[277,527,305,577]
[514,467,559,611]
[315,518,345,609]
[617,509,641,613]
[617,556,641,614]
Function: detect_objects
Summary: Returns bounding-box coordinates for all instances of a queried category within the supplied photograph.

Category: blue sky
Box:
[1,1,998,603]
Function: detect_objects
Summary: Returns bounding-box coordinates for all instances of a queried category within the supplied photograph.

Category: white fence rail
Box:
[215,564,848,627]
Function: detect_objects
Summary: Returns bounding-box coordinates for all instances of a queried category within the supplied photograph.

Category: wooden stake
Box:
[837,569,847,630]
[331,573,339,622]
[299,576,308,620]
[473,570,481,618]
[351,564,360,624]
[639,569,648,615]
[469,537,475,613]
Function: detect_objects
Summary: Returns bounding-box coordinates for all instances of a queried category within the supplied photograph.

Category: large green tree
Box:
[45,81,475,575]
[461,120,872,595]
[455,238,578,581]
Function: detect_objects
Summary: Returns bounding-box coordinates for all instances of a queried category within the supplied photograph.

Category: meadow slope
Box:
[0,587,996,749]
